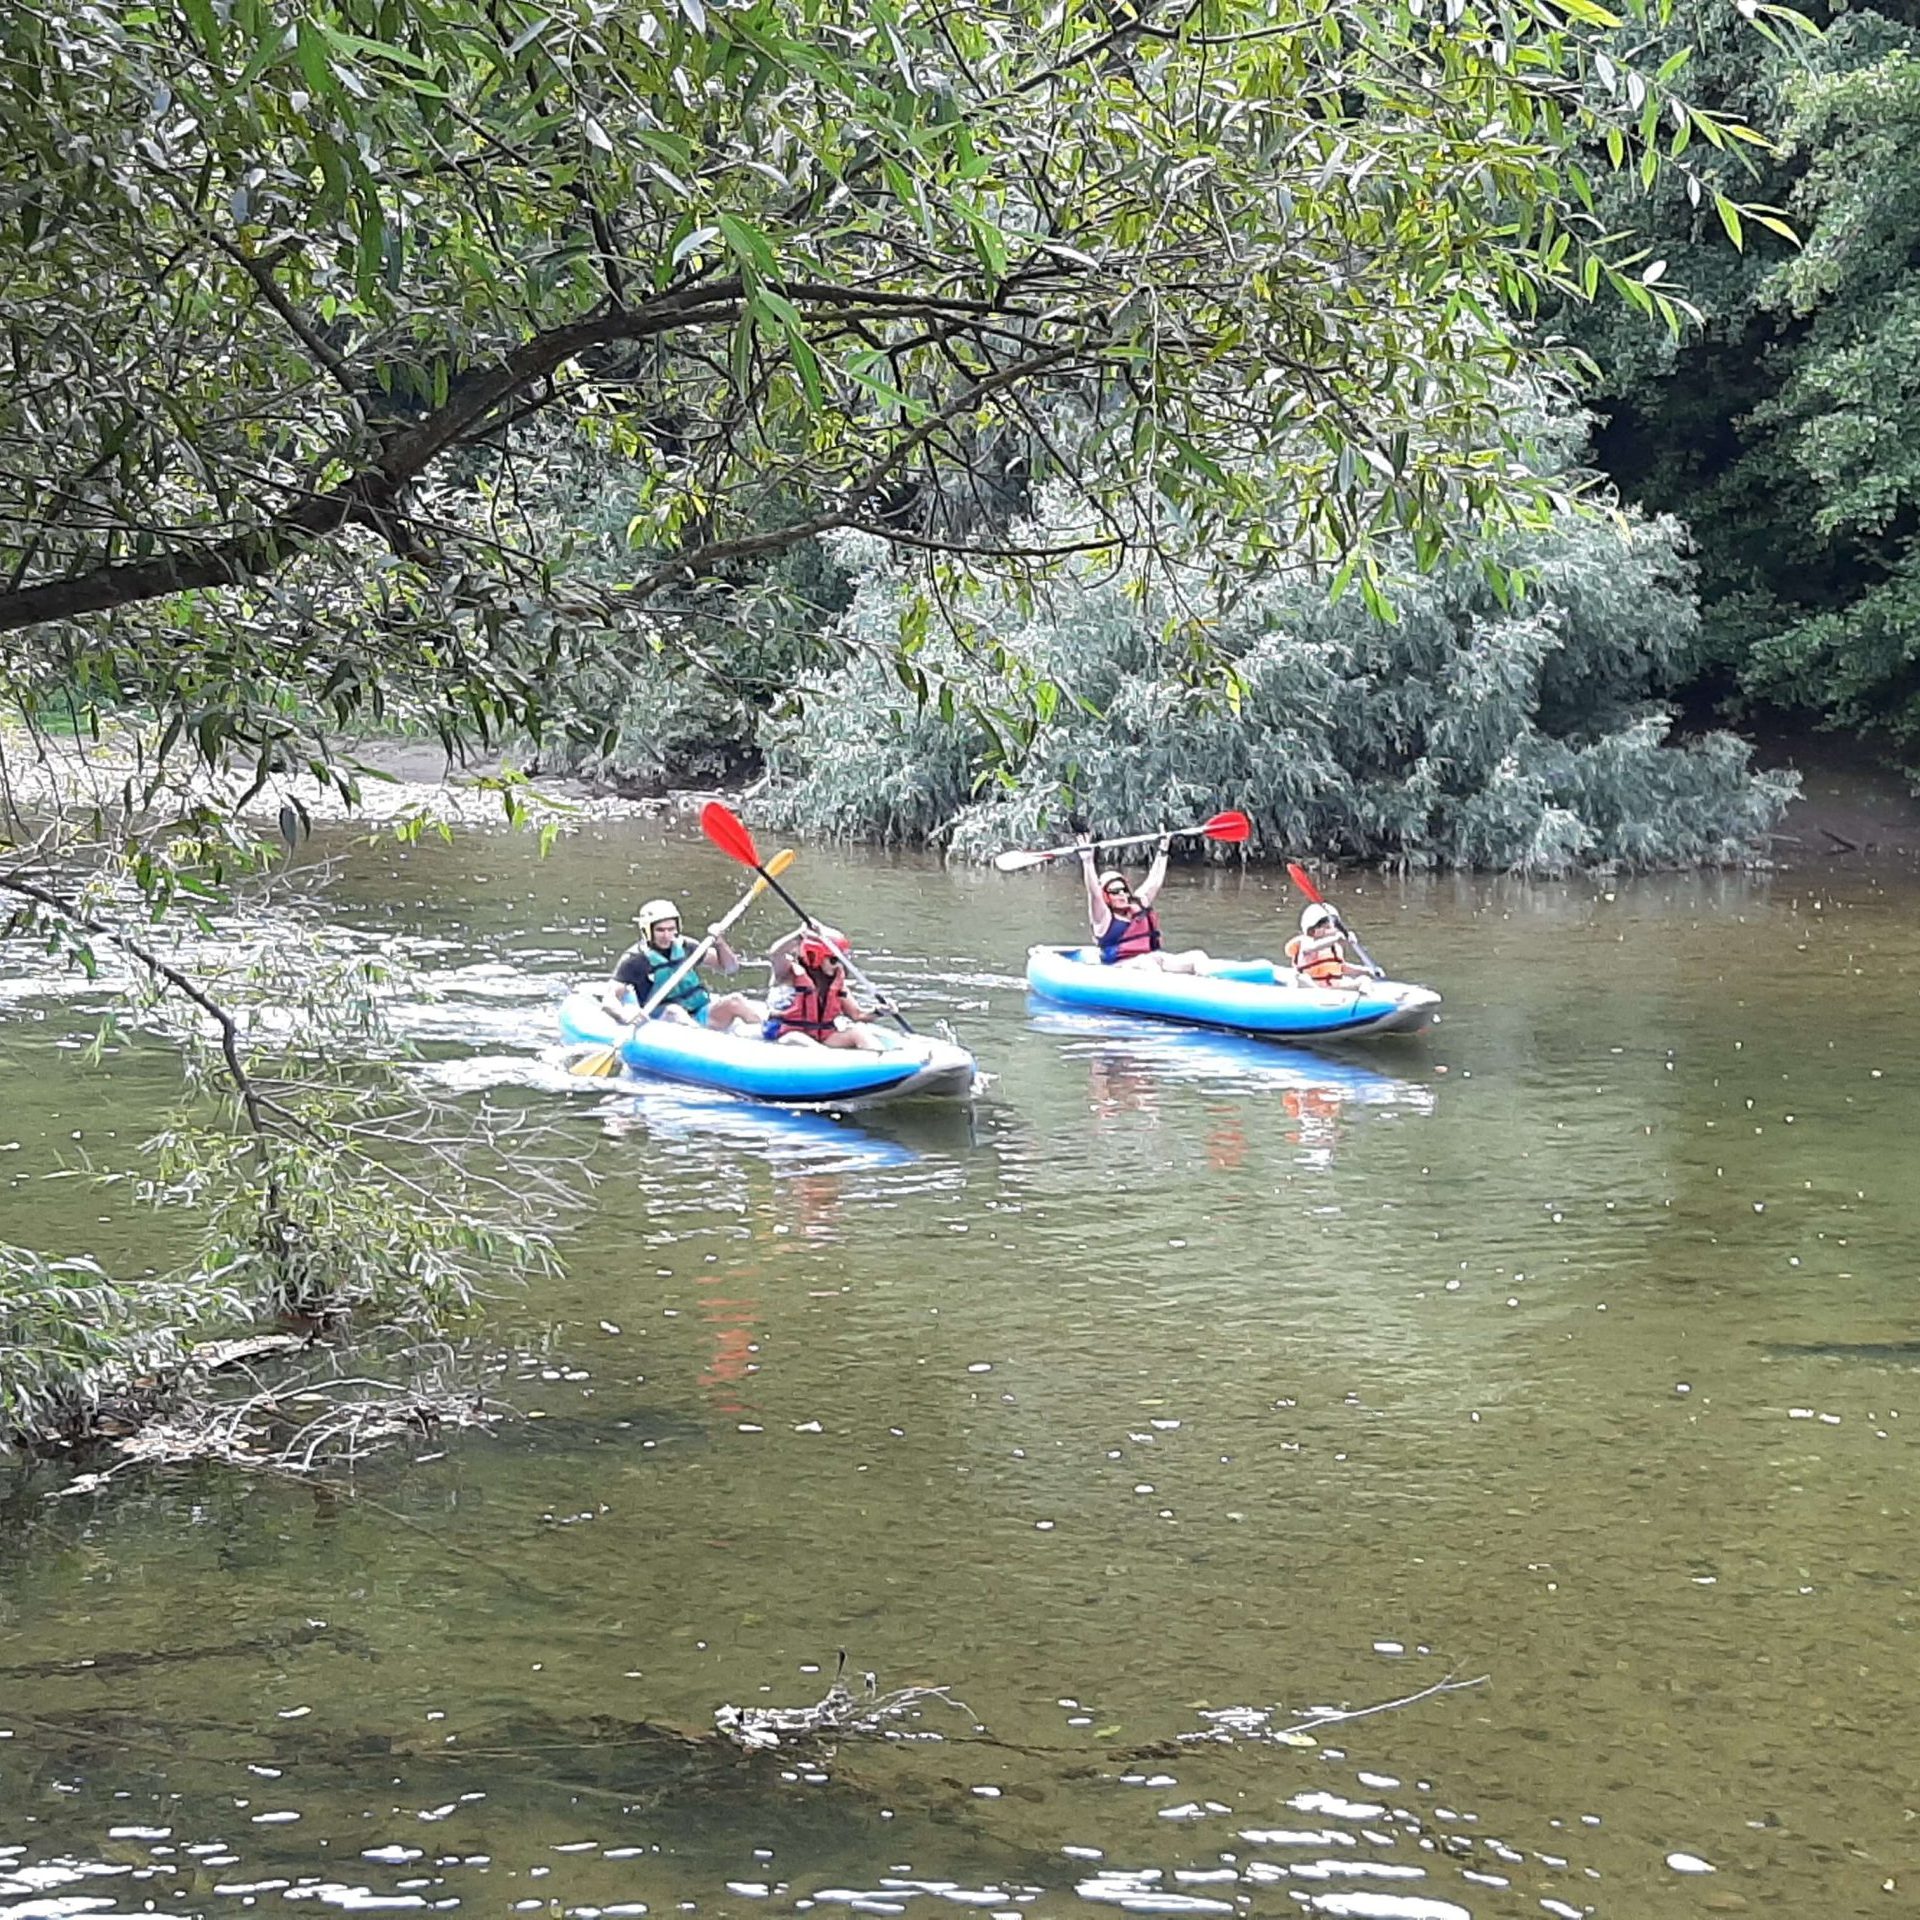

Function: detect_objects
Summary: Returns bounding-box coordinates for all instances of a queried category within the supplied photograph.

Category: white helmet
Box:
[636,898,681,934]
[1300,904,1337,934]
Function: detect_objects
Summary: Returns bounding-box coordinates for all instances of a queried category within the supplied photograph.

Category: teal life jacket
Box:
[618,937,710,1019]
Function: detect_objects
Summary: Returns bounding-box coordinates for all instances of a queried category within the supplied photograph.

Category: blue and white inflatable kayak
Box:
[1025,946,1439,1039]
[557,990,978,1106]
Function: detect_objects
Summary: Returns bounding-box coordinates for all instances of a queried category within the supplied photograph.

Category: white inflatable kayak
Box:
[1025,946,1440,1039]
[557,990,978,1106]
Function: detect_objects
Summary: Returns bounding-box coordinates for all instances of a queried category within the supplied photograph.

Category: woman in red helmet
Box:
[762,927,889,1051]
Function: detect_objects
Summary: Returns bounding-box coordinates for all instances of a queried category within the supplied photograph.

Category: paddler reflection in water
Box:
[762,928,891,1051]
[602,898,766,1031]
[1077,832,1212,974]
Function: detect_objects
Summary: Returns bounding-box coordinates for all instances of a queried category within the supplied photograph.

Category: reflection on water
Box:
[5,830,1920,1917]
[1032,1007,1435,1170]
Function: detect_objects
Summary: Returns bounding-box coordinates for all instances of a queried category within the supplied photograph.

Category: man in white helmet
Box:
[601,899,766,1031]
[1285,903,1366,987]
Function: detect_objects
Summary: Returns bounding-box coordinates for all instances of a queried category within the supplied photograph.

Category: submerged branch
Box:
[715,1650,978,1752]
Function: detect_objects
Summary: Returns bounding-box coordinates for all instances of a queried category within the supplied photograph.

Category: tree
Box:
[0,0,1792,788]
[1583,3,1920,759]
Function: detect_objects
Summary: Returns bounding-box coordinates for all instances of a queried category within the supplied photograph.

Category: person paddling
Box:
[766,922,851,991]
[1078,832,1211,974]
[603,899,765,1030]
[763,929,890,1051]
[1285,904,1368,987]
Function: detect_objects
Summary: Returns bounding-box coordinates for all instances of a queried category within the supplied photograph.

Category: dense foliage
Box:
[1587,2,1920,760]
[764,417,1797,872]
[1,0,1790,801]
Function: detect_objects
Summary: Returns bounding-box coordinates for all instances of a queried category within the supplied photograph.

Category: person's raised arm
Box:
[707,925,742,975]
[765,926,803,983]
[1135,834,1173,907]
[1078,834,1112,937]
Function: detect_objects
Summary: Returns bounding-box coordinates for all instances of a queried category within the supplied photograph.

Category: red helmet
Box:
[797,930,850,971]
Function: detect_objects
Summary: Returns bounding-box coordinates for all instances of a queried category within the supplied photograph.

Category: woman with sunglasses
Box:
[1077,833,1213,974]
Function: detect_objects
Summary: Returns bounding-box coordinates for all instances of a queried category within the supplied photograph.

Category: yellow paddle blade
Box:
[767,847,797,877]
[569,1044,621,1078]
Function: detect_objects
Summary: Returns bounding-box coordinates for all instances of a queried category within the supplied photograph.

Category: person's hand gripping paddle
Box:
[570,848,796,1077]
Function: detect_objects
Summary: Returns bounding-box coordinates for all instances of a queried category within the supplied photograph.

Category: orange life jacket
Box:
[1286,932,1349,985]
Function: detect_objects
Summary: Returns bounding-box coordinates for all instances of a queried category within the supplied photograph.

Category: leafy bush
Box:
[0,1245,225,1452]
[0,909,568,1459]
[763,474,1796,874]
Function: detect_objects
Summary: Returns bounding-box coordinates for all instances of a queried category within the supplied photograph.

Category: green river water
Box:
[2,820,1917,1920]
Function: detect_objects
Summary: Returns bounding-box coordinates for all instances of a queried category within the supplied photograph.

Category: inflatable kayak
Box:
[1025,946,1440,1039]
[557,990,978,1106]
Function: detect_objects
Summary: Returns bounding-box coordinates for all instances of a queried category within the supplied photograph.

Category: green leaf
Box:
[180,0,223,60]
[716,212,778,279]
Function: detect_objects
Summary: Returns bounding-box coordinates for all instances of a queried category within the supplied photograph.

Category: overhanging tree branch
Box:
[0,280,1092,637]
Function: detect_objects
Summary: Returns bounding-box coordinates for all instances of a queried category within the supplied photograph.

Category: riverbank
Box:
[1760,730,1920,876]
[11,717,1918,876]
[0,723,672,832]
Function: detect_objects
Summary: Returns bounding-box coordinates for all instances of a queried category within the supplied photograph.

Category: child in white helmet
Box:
[603,899,766,1031]
[1285,904,1367,987]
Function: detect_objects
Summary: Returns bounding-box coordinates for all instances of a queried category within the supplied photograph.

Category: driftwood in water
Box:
[714,1649,975,1752]
[4,1647,1489,1882]
[50,1366,502,1496]
[0,1617,374,1683]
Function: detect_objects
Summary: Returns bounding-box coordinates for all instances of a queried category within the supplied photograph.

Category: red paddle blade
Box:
[701,801,761,869]
[1205,809,1252,843]
[1286,860,1325,904]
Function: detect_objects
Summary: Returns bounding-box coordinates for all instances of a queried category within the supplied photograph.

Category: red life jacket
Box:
[1099,904,1161,964]
[774,966,848,1037]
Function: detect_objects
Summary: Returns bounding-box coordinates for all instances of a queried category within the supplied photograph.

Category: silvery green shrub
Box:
[762,480,1795,874]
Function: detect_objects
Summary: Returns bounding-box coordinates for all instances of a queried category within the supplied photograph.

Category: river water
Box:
[2,819,1917,1919]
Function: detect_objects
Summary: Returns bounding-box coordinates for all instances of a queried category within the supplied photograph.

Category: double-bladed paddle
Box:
[570,848,796,1078]
[994,810,1251,873]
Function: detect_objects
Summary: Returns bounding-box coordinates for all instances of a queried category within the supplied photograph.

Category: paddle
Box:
[701,802,917,1034]
[1286,860,1383,979]
[993,810,1252,873]
[570,849,796,1077]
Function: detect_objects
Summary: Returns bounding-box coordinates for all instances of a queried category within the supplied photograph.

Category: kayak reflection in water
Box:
[761,929,892,1052]
[603,898,766,1031]
[1077,831,1212,974]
